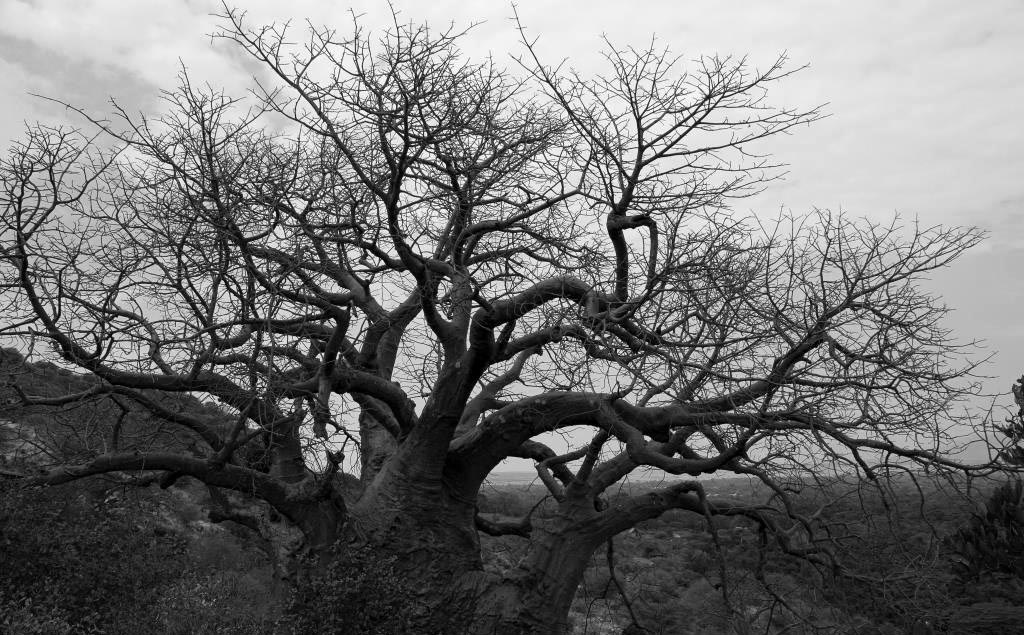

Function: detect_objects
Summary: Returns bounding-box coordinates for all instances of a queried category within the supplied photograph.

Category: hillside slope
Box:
[0,350,285,634]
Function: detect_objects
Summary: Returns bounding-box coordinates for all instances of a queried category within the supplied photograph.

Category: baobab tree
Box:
[0,8,993,634]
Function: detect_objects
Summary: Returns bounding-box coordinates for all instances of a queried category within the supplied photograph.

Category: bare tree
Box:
[0,8,993,634]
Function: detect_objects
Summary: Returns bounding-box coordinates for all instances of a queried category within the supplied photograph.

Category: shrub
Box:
[948,602,1024,635]
[1,480,182,633]
[153,569,280,635]
[282,546,462,635]
[948,480,1024,583]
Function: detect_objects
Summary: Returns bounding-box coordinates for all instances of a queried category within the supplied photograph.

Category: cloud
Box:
[0,0,253,145]
[727,1,1024,227]
[0,30,157,131]
[0,1,223,84]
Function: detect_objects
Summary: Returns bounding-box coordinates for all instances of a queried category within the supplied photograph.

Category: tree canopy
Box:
[0,8,997,634]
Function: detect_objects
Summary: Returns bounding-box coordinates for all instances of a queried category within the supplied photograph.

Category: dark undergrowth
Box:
[478,476,1024,634]
[3,474,1024,634]
[0,478,284,635]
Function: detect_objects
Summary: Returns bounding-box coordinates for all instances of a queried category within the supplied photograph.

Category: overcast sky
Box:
[1,1,1021,431]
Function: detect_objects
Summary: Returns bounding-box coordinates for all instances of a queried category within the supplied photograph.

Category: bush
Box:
[0,480,188,632]
[283,546,462,635]
[0,478,284,634]
[948,480,1024,583]
[153,570,280,635]
[0,595,103,635]
[948,602,1024,635]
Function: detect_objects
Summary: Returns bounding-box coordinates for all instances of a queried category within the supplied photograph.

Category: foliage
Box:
[948,480,1024,582]
[283,546,460,635]
[0,476,281,635]
[996,376,1024,465]
[152,569,281,635]
[0,480,181,633]
[933,376,1024,629]
[945,602,1024,635]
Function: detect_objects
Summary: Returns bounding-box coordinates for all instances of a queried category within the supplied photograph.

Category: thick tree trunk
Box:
[348,458,481,568]
[460,507,605,635]
[280,389,600,635]
[283,484,599,635]
[273,457,595,634]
